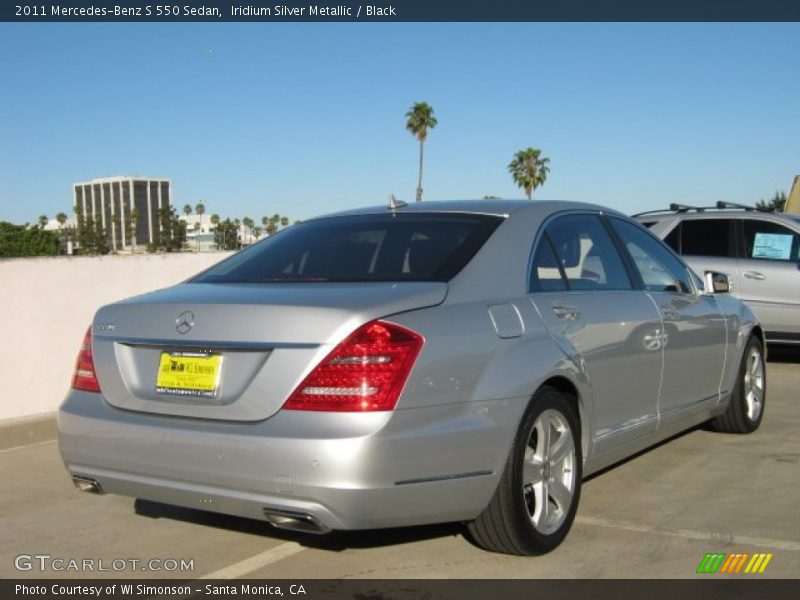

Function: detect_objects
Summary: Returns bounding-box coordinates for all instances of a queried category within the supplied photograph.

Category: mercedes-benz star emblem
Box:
[175,311,195,334]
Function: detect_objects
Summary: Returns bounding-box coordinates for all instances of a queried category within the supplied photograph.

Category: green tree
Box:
[210,213,220,229]
[56,212,68,227]
[38,215,48,229]
[125,208,139,252]
[405,102,438,202]
[508,147,550,200]
[183,204,192,217]
[151,205,187,252]
[755,191,787,212]
[242,217,254,243]
[213,218,240,251]
[0,222,61,257]
[195,202,205,217]
[280,216,289,228]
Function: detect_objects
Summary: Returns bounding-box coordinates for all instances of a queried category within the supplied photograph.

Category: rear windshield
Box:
[191,213,504,284]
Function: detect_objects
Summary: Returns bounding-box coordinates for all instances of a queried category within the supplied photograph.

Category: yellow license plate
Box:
[156,353,221,398]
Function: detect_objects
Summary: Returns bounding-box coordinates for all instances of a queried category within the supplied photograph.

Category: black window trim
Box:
[527,210,637,294]
[605,214,700,296]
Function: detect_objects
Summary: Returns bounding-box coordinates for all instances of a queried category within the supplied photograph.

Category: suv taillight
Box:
[283,320,424,412]
[71,326,101,393]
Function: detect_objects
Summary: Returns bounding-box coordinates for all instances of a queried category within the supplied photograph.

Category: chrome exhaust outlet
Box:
[262,508,330,535]
[72,475,103,494]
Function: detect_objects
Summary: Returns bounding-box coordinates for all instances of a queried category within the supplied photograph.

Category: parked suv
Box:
[635,202,800,345]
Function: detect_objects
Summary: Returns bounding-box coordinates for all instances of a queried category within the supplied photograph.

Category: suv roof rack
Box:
[632,201,763,218]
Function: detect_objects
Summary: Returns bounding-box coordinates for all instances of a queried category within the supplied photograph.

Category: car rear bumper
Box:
[58,390,525,532]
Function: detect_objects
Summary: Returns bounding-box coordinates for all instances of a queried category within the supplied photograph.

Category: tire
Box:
[467,386,582,555]
[711,335,766,434]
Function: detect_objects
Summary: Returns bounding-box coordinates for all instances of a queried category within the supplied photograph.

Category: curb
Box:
[0,413,57,451]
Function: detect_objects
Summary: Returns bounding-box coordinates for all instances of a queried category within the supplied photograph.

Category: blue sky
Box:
[1,23,798,224]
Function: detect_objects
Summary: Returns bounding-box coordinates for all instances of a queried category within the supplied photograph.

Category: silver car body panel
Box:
[59,200,762,532]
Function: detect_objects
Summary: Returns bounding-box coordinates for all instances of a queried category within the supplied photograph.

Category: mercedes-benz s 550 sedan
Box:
[59,200,766,555]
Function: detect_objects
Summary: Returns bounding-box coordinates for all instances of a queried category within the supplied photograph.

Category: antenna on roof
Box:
[388,194,407,211]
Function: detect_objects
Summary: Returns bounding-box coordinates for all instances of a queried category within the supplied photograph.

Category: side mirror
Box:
[704,271,730,294]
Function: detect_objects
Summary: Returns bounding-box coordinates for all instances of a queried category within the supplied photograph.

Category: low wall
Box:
[0,252,232,422]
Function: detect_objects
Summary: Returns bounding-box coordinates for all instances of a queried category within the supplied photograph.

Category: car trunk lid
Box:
[91,282,446,421]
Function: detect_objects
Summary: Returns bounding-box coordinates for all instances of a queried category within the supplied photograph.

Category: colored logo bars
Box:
[696,552,773,574]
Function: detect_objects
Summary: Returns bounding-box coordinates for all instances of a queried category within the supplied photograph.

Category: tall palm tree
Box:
[508,147,550,200]
[38,214,48,229]
[242,217,254,243]
[56,212,68,228]
[280,216,289,228]
[195,203,205,229]
[405,102,438,202]
[210,213,220,229]
[183,204,192,217]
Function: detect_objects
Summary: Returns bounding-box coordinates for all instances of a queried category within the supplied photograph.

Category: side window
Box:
[680,219,735,257]
[609,218,694,294]
[530,234,567,292]
[742,220,800,262]
[664,223,681,252]
[534,214,632,291]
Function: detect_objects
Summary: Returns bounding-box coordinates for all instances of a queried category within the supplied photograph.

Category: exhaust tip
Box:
[262,508,330,535]
[72,475,103,494]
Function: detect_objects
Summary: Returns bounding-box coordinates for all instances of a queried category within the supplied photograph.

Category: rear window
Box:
[191,213,503,284]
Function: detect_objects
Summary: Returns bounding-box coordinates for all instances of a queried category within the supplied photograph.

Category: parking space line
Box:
[199,541,306,579]
[0,439,57,454]
[577,516,800,551]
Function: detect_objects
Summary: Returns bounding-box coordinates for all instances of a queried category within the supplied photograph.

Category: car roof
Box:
[309,199,629,221]
[635,209,800,226]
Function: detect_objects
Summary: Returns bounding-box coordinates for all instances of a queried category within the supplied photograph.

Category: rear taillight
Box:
[71,326,101,393]
[283,320,424,412]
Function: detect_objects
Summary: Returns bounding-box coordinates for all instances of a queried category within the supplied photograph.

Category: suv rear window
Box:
[192,213,503,284]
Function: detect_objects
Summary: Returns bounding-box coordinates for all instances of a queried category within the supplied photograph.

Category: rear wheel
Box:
[712,335,765,433]
[467,386,582,555]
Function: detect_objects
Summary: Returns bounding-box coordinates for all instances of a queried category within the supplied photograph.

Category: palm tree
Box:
[210,213,220,230]
[508,147,550,200]
[405,102,438,202]
[127,208,139,252]
[38,214,48,229]
[183,204,192,218]
[195,202,205,217]
[56,212,68,228]
[242,217,254,243]
[280,216,289,228]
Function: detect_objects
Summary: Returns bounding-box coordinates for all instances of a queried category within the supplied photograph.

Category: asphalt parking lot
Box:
[2,354,799,580]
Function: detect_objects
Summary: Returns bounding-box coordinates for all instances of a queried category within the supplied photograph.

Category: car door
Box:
[608,217,728,421]
[736,218,800,339]
[666,218,741,296]
[529,213,662,454]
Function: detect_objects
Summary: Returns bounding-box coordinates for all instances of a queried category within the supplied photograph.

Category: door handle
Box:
[743,271,766,281]
[552,303,580,320]
[660,303,679,320]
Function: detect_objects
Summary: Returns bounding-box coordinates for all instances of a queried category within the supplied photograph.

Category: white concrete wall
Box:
[0,252,232,422]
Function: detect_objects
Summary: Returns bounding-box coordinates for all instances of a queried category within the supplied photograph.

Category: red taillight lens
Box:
[283,320,424,412]
[71,326,101,393]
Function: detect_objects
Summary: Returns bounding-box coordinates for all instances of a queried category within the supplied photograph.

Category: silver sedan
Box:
[58,200,765,555]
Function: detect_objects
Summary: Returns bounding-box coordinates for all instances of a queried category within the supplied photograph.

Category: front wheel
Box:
[467,386,582,555]
[711,335,766,434]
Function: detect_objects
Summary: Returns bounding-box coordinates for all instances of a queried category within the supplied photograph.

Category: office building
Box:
[73,176,171,250]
